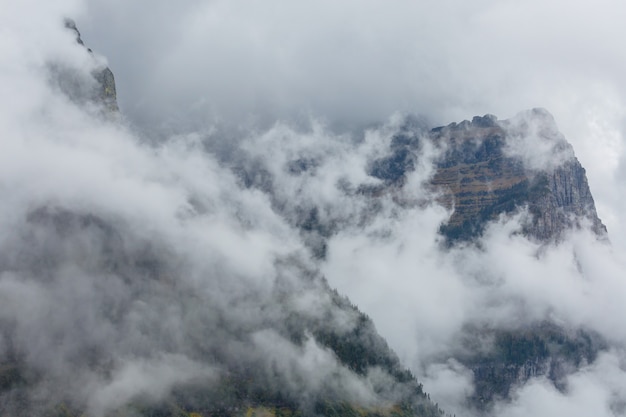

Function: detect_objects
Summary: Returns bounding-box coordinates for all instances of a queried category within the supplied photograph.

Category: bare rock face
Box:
[58,19,119,113]
[529,158,605,240]
[430,109,606,242]
[417,110,609,411]
[91,64,118,113]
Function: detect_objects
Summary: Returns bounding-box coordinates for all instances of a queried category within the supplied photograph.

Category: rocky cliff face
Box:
[367,109,606,244]
[13,19,612,417]
[57,19,119,113]
[428,111,608,410]
[430,109,605,242]
[365,110,609,413]
[216,108,610,415]
[0,22,448,417]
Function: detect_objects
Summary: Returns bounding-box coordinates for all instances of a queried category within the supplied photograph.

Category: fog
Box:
[3,0,626,416]
[1,5,407,414]
[77,0,626,243]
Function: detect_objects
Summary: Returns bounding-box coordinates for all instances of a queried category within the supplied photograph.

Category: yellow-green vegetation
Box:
[39,403,410,417]
[238,404,410,417]
[45,402,86,417]
[315,402,418,417]
[243,406,299,417]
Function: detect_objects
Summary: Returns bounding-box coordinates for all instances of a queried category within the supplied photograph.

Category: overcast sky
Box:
[75,0,626,244]
[4,1,626,416]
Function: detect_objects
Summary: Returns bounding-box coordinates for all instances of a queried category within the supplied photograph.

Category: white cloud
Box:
[4,1,626,415]
[495,350,626,417]
[76,0,626,257]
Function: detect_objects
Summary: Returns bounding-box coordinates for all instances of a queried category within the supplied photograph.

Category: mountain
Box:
[226,107,611,413]
[366,111,609,412]
[53,18,119,114]
[370,111,606,243]
[233,104,610,413]
[0,22,446,417]
[1,19,615,417]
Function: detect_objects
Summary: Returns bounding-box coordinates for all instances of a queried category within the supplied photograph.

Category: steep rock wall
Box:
[429,110,605,242]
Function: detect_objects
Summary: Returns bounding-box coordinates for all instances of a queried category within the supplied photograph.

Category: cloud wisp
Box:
[0,10,421,416]
[3,1,626,416]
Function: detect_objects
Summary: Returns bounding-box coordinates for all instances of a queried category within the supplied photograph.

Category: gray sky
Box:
[76,0,626,242]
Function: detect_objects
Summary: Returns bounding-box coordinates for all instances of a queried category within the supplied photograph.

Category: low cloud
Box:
[494,350,626,417]
[4,1,626,416]
[0,11,404,415]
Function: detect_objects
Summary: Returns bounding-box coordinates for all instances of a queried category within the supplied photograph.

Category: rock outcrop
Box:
[367,109,606,243]
[366,110,610,412]
[58,19,119,113]
[430,109,605,242]
[0,21,448,417]
[17,19,611,417]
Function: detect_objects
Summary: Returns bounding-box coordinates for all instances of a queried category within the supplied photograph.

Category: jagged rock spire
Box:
[59,18,119,113]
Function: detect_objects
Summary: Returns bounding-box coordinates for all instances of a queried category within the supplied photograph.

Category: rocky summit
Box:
[0,21,449,417]
[431,109,605,242]
[371,109,606,243]
[366,110,610,412]
[59,18,119,113]
[2,18,615,417]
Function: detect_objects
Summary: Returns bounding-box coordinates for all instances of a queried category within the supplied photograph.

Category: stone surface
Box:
[61,19,119,113]
[429,109,606,242]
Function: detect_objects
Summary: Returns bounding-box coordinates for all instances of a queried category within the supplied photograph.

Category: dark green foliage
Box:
[494,332,549,366]
[310,291,418,387]
[310,296,444,417]
[314,314,398,376]
[460,322,606,410]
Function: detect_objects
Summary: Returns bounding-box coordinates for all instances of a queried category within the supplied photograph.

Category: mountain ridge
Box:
[0,21,448,417]
[370,109,606,244]
[0,19,613,417]
[432,109,606,243]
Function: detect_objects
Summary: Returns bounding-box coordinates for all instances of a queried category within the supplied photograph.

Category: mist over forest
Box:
[2,1,626,416]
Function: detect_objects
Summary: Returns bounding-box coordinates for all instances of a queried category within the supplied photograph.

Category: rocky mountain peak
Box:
[430,109,606,243]
[63,18,86,47]
[55,19,119,113]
